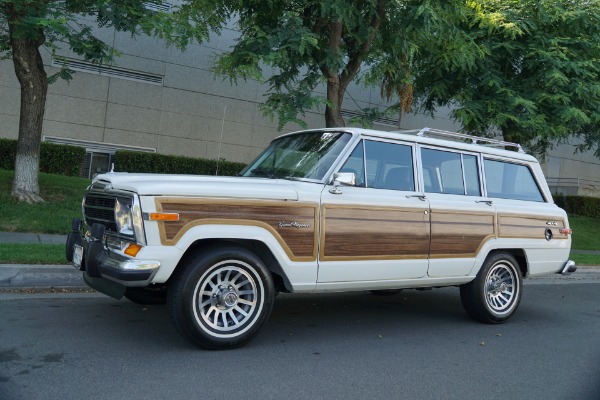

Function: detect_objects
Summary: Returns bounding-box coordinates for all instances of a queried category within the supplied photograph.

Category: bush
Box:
[555,195,600,219]
[114,150,247,176]
[0,139,16,170]
[0,138,86,176]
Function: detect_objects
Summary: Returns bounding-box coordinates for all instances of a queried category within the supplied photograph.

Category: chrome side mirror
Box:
[329,172,356,194]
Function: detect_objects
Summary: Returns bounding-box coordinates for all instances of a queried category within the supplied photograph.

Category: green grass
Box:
[0,169,89,234]
[569,216,600,251]
[0,244,66,264]
[570,253,600,266]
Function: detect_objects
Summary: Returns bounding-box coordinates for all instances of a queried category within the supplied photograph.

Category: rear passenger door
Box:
[419,147,497,277]
[318,138,430,284]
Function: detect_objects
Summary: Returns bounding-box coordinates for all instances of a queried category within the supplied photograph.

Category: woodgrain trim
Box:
[429,209,496,259]
[320,204,430,261]
[498,213,568,240]
[155,198,319,262]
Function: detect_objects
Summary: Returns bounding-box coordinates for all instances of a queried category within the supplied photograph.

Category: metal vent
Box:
[143,1,172,12]
[340,109,400,128]
[51,58,164,85]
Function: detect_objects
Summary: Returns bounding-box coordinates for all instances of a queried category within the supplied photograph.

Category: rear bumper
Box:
[559,260,577,275]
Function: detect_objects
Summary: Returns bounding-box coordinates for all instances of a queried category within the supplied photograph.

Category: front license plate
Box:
[73,244,83,269]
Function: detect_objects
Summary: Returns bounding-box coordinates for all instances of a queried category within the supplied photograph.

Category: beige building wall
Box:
[0,20,598,196]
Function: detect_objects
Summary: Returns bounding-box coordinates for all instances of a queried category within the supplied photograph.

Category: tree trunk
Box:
[8,20,48,203]
[325,77,345,127]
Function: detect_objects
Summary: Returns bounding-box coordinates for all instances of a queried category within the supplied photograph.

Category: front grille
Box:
[84,194,117,232]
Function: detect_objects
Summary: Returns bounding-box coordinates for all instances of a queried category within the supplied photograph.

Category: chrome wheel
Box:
[460,252,523,324]
[484,261,518,315]
[193,260,264,338]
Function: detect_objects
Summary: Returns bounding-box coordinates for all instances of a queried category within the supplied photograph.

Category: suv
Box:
[66,127,575,349]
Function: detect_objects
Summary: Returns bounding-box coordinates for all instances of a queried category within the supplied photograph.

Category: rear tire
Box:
[460,252,522,324]
[168,246,275,349]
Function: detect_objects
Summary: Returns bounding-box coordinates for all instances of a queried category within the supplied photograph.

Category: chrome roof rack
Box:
[399,127,525,153]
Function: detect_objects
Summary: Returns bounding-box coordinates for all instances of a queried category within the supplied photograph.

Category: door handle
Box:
[406,194,427,201]
[476,200,493,206]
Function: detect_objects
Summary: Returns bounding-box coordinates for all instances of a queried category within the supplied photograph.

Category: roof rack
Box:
[398,127,525,153]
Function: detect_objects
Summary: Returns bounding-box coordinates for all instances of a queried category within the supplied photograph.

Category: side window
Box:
[339,141,366,187]
[484,159,544,202]
[363,140,414,191]
[421,149,481,196]
[463,155,481,196]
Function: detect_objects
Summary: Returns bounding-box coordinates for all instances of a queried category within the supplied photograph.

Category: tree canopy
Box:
[414,0,600,157]
[212,0,487,129]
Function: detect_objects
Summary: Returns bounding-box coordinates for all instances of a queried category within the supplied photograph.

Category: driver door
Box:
[317,138,430,284]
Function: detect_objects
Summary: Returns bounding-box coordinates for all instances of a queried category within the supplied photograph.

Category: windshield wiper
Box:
[249,168,278,179]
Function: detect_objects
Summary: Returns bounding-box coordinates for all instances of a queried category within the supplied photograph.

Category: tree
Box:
[0,0,222,203]
[212,0,487,129]
[413,0,600,157]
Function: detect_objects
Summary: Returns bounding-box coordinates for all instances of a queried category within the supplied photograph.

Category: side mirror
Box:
[329,172,356,194]
[333,172,356,186]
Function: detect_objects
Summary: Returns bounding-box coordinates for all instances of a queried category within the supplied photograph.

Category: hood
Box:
[91,172,300,201]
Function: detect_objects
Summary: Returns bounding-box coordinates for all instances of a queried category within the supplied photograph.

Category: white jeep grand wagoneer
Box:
[66,127,575,349]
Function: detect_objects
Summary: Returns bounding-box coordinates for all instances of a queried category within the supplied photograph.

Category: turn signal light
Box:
[559,228,572,235]
[149,213,180,221]
[124,243,143,257]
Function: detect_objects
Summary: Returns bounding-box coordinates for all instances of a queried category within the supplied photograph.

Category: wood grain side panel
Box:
[320,205,430,261]
[430,211,496,258]
[498,214,568,240]
[155,198,318,261]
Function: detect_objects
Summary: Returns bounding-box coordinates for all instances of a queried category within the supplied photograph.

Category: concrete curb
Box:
[0,264,84,288]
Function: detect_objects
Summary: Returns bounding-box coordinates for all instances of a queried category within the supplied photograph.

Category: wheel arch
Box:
[171,238,293,293]
[485,249,528,278]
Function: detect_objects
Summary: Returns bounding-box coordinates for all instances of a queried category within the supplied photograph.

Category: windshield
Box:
[241,131,352,181]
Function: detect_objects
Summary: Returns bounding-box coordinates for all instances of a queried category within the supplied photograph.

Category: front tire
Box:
[168,246,275,349]
[460,252,523,324]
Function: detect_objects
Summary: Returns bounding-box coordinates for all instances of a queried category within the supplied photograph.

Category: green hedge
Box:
[114,150,247,176]
[555,195,600,219]
[0,138,86,176]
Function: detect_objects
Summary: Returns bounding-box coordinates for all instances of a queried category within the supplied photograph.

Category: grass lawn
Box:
[570,253,600,266]
[0,169,89,234]
[569,216,600,251]
[0,244,66,264]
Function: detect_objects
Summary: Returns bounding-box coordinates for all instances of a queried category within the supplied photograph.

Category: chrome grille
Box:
[84,194,117,232]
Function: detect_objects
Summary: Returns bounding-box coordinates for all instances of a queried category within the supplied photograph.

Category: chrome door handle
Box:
[406,194,427,201]
[476,200,493,206]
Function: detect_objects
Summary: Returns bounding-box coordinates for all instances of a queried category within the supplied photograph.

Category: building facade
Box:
[0,17,598,196]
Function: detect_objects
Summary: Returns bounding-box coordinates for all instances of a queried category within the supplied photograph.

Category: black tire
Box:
[167,246,275,350]
[460,252,523,324]
[124,287,167,305]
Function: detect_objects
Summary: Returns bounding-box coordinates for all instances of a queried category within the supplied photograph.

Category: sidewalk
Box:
[0,231,67,244]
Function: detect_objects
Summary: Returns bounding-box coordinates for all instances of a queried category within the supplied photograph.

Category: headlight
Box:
[115,198,134,236]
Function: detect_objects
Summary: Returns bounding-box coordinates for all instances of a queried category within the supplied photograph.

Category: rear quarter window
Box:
[483,159,544,202]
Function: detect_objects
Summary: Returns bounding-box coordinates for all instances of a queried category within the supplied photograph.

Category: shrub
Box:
[0,139,17,170]
[0,138,86,176]
[114,150,247,176]
[555,195,600,219]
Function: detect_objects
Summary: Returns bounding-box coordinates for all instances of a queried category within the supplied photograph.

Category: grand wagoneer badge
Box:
[279,221,311,228]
